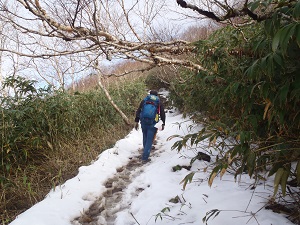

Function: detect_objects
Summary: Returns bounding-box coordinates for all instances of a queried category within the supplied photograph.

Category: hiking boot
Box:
[142,158,151,164]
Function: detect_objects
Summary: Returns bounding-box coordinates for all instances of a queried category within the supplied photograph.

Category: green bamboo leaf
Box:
[190,133,197,146]
[247,151,256,177]
[224,85,231,94]
[261,82,270,98]
[248,115,258,130]
[248,0,260,11]
[296,161,300,185]
[296,24,300,47]
[208,165,221,187]
[155,213,162,222]
[260,54,269,68]
[161,207,170,213]
[245,59,259,78]
[203,209,221,223]
[231,82,240,93]
[240,131,245,144]
[167,134,181,141]
[272,53,283,66]
[195,133,213,144]
[253,39,266,53]
[264,18,274,36]
[293,0,300,19]
[273,168,284,197]
[272,23,296,53]
[272,29,282,52]
[278,83,290,105]
[180,172,195,190]
[231,145,242,159]
[280,24,297,53]
[280,165,290,197]
[171,141,180,151]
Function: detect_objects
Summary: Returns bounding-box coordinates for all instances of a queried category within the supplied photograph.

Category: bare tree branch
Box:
[2,0,202,72]
[176,0,221,21]
[97,72,131,125]
[176,0,278,22]
[105,65,156,77]
[2,0,283,84]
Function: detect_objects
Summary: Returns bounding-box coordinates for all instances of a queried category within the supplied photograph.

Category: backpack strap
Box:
[145,101,155,105]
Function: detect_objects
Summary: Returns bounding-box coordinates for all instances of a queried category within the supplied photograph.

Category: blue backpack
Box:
[140,94,160,124]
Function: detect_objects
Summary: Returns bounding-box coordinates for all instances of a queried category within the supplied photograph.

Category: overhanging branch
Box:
[176,0,274,22]
[6,0,208,73]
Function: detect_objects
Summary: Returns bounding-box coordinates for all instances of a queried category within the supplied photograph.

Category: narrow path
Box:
[72,143,162,225]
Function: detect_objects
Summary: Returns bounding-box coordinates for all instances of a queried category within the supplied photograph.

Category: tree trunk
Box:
[97,74,131,126]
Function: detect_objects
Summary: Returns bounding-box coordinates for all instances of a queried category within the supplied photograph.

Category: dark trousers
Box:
[141,122,158,160]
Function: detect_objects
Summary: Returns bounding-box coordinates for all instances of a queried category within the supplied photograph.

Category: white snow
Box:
[9,107,293,225]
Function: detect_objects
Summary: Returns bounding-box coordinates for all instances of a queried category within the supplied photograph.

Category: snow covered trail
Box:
[9,110,293,225]
[72,148,163,225]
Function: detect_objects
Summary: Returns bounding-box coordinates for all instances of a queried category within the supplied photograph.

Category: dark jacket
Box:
[135,99,166,124]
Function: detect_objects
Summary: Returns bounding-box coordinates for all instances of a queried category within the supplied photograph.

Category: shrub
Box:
[170,1,300,222]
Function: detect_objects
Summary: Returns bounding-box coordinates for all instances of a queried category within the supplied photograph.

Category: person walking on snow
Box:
[134,90,166,163]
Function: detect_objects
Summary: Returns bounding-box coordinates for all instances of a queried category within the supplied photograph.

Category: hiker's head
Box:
[150,90,158,96]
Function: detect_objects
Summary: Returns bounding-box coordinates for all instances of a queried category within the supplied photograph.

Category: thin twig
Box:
[245,179,258,212]
[130,212,141,225]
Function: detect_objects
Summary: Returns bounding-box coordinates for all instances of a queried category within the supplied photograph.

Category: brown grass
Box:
[0,122,134,225]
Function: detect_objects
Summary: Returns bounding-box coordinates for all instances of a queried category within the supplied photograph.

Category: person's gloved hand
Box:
[134,122,139,130]
[162,124,165,131]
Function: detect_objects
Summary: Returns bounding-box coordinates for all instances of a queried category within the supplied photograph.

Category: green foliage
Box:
[155,207,173,222]
[170,0,300,202]
[202,209,221,225]
[179,172,195,190]
[145,72,169,90]
[0,76,145,179]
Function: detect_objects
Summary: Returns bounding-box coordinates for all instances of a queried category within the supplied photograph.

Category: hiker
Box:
[134,90,166,163]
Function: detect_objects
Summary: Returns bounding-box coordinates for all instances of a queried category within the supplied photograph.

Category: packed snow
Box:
[9,95,293,225]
